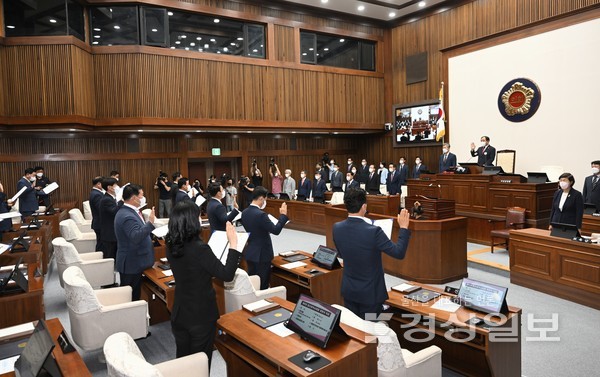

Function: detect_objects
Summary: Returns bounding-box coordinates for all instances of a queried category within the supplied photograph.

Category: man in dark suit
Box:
[297,170,312,201]
[412,156,427,179]
[345,172,359,191]
[16,168,39,217]
[365,164,380,195]
[115,184,156,301]
[33,167,52,207]
[207,182,239,232]
[439,143,457,173]
[397,157,409,186]
[89,176,104,251]
[333,188,411,319]
[583,160,600,210]
[312,171,327,203]
[174,178,192,205]
[386,164,401,195]
[241,186,288,290]
[346,158,355,174]
[357,159,369,184]
[99,178,121,259]
[330,164,344,192]
[470,136,496,166]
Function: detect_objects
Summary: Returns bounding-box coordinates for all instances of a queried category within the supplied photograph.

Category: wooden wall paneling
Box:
[71,46,96,118]
[0,45,4,118]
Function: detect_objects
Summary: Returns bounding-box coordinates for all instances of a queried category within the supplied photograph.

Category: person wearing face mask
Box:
[470,136,496,167]
[346,158,355,174]
[110,170,121,191]
[269,164,283,199]
[345,172,359,191]
[207,182,239,232]
[412,156,428,179]
[15,168,39,217]
[366,164,380,195]
[282,169,296,200]
[326,159,335,183]
[439,143,457,173]
[174,178,193,206]
[397,157,409,185]
[583,160,600,211]
[33,166,52,207]
[333,188,411,319]
[357,159,369,184]
[331,163,344,192]
[549,173,584,232]
[241,186,288,290]
[315,163,326,183]
[89,176,105,251]
[114,184,156,300]
[312,171,327,203]
[386,164,401,196]
[99,177,122,259]
[349,167,358,184]
[378,161,388,187]
[224,179,237,212]
[297,170,312,201]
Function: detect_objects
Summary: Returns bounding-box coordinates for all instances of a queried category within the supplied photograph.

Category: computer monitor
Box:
[11,231,30,252]
[284,294,343,349]
[550,222,580,239]
[482,166,504,175]
[456,278,508,315]
[584,203,597,215]
[0,257,28,295]
[527,172,550,183]
[14,320,60,377]
[311,245,340,270]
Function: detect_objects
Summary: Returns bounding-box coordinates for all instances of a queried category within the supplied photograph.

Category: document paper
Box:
[9,186,27,203]
[208,231,250,265]
[42,182,59,194]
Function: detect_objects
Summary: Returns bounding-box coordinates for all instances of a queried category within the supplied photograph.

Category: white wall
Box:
[448,17,600,191]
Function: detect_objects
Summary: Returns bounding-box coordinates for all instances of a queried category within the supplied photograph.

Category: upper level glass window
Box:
[300,31,376,71]
[90,6,139,46]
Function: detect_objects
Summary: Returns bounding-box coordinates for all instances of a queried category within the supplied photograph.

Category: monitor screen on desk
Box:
[14,320,56,377]
[482,166,504,175]
[285,294,342,349]
[584,203,597,215]
[527,172,550,183]
[457,278,508,315]
[311,245,339,270]
[550,222,580,239]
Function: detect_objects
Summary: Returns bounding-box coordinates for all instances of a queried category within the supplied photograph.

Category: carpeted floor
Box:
[43,227,600,376]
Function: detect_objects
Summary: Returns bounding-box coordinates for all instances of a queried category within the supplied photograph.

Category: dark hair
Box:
[315,171,321,176]
[172,171,181,181]
[92,176,104,185]
[208,182,222,197]
[178,178,189,189]
[25,168,34,175]
[166,201,201,257]
[122,184,142,201]
[415,156,422,160]
[101,177,117,191]
[347,172,355,178]
[481,136,490,142]
[34,166,44,172]
[591,160,600,165]
[344,187,366,213]
[252,186,268,200]
[558,172,575,186]
[110,170,119,176]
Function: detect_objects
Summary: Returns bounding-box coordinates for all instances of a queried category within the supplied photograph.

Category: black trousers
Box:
[171,319,216,367]
[343,297,383,321]
[100,240,117,260]
[94,229,102,251]
[247,261,272,290]
[120,272,142,301]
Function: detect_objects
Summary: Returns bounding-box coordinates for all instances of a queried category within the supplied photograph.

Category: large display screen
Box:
[457,278,508,315]
[285,294,341,349]
[394,100,442,146]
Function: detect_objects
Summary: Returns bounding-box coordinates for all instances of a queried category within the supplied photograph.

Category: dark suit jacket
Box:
[312,179,327,199]
[0,192,10,232]
[297,177,311,198]
[346,180,359,191]
[333,217,411,305]
[331,170,343,190]
[357,165,369,184]
[550,188,584,229]
[175,190,191,204]
[115,205,155,274]
[241,205,288,263]
[168,238,240,327]
[99,193,120,242]
[207,198,239,232]
[470,145,496,166]
[438,153,457,173]
[16,177,38,215]
[35,176,51,206]
[90,188,104,231]
[386,170,401,195]
[366,172,380,194]
[397,164,409,185]
[412,164,427,179]
[582,175,600,208]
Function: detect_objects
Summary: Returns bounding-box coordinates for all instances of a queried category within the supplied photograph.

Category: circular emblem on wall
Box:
[497,78,541,122]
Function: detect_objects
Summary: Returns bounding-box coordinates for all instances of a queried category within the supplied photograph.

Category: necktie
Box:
[370,173,373,180]
[594,176,598,189]
[443,154,447,163]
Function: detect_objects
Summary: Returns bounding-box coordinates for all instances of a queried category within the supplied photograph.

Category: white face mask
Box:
[592,167,600,175]
[362,162,367,166]
[400,160,405,165]
[347,176,352,181]
[139,196,147,208]
[300,174,305,178]
[415,160,421,165]
[369,168,374,173]
[260,198,267,210]
[389,168,394,173]
[442,148,448,154]
[116,178,119,182]
[333,167,338,172]
[285,173,290,178]
[559,181,570,190]
[347,161,352,165]
[36,173,43,178]
[29,176,36,182]
[351,169,357,174]
[481,142,486,148]
[221,189,226,197]
[315,175,319,180]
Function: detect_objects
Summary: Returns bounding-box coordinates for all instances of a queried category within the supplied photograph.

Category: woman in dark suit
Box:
[549,172,584,231]
[166,200,241,366]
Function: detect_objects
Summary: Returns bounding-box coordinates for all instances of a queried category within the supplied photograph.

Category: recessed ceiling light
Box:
[217,51,221,54]
[190,42,195,46]
[309,48,314,51]
[223,47,228,52]
[357,5,365,11]
[93,28,100,31]
[214,19,220,23]
[321,0,329,3]
[302,52,307,56]
[170,46,175,49]
[69,128,76,131]
[114,25,120,30]
[138,129,143,132]
[210,38,216,42]
[204,44,209,48]
[49,19,57,23]
[175,41,181,44]
[196,37,202,41]
[167,11,174,16]
[199,49,203,52]
[92,41,98,45]
[237,37,244,41]
[253,49,258,53]
[151,28,157,32]
[7,25,15,29]
[418,1,426,7]
[339,39,345,43]
[180,35,186,39]
[185,47,189,51]
[389,12,396,17]
[324,48,329,51]
[93,35,100,39]
[230,42,236,46]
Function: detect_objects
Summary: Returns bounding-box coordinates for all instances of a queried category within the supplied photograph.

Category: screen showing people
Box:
[395,102,441,144]
[457,278,508,315]
[285,294,341,349]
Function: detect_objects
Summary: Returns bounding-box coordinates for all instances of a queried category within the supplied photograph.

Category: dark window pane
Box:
[359,42,376,71]
[245,24,265,58]
[142,7,167,47]
[300,32,316,64]
[90,6,139,46]
[67,0,85,41]
[4,0,67,37]
[301,31,376,72]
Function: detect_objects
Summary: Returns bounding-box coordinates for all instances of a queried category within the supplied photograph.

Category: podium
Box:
[404,196,455,220]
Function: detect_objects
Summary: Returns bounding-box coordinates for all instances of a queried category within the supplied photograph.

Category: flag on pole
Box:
[436,82,445,141]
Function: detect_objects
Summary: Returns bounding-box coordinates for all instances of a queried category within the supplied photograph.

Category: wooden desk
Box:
[408,175,556,244]
[323,206,468,284]
[0,318,91,377]
[2,223,52,274]
[215,297,377,377]
[581,213,600,235]
[509,228,600,310]
[27,201,75,240]
[271,251,343,305]
[0,243,45,329]
[386,284,522,377]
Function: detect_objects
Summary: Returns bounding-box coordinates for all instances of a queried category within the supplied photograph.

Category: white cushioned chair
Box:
[223,268,287,313]
[59,219,96,253]
[62,266,149,351]
[104,332,208,377]
[329,192,345,205]
[52,237,114,289]
[333,304,442,377]
[142,209,168,226]
[69,208,93,233]
[82,200,93,220]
